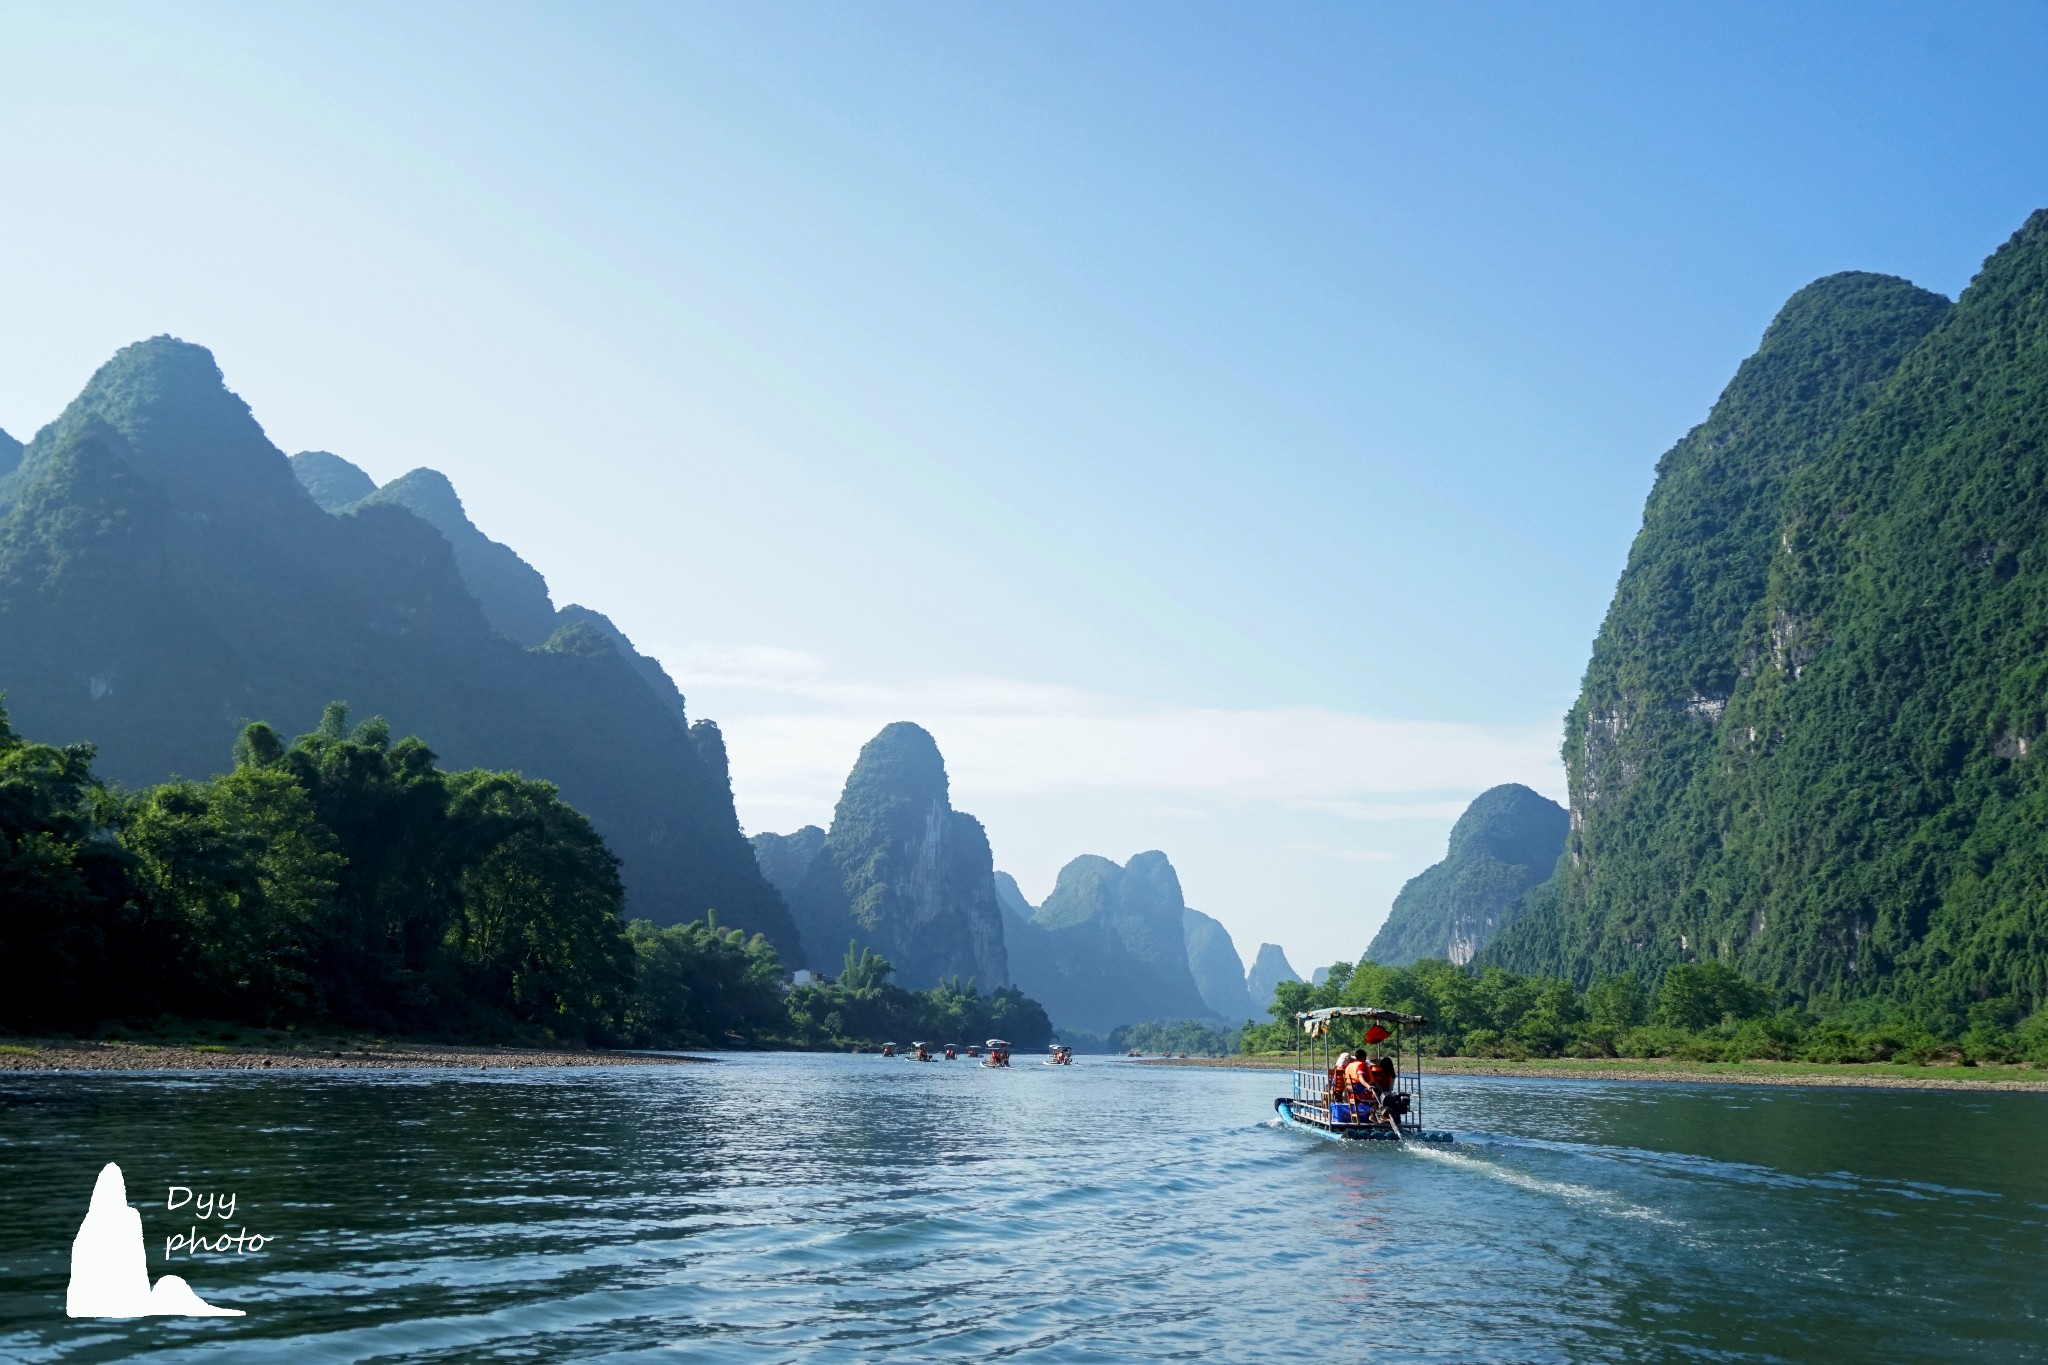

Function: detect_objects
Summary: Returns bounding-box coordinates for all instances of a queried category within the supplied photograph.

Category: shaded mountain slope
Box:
[355,466,559,647]
[1183,908,1254,1023]
[0,336,798,959]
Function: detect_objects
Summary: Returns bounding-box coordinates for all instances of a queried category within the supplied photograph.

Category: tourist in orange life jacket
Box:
[1343,1052,1372,1106]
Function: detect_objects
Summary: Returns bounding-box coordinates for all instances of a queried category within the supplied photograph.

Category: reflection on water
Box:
[1,1057,2044,1362]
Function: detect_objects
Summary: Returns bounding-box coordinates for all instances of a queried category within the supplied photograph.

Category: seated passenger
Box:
[1343,1052,1371,1104]
[1369,1057,1413,1119]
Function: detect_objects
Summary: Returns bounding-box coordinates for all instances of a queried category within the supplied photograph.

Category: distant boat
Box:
[880,1042,897,1058]
[943,1044,958,1060]
[1272,1007,1452,1144]
[982,1039,1011,1069]
[910,1041,934,1062]
[1045,1044,1074,1067]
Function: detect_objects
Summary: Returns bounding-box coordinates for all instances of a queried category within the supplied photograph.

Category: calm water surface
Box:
[1,1055,2044,1362]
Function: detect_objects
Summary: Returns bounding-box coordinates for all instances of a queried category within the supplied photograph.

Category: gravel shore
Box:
[0,1039,714,1072]
[1143,1054,2048,1093]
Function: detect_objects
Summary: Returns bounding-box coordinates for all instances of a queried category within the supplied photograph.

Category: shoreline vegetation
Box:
[0,699,1052,1056]
[1152,1053,2048,1092]
[0,1036,712,1071]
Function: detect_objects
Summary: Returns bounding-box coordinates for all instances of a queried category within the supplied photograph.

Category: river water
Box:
[1,1054,2044,1362]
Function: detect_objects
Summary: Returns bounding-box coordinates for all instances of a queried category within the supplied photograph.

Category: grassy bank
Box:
[1147,1053,2048,1092]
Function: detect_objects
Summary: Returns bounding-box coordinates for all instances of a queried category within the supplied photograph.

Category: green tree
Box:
[123,764,342,1020]
[624,916,786,1048]
[444,769,634,1038]
[0,702,156,1027]
[1656,961,1772,1030]
[1586,973,1649,1030]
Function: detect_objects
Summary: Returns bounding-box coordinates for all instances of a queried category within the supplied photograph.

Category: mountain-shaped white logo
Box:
[66,1163,243,1318]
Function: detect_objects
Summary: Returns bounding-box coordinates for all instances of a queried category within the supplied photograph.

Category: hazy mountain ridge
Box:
[0,335,799,959]
[1246,943,1300,1014]
[1484,210,2048,1026]
[1000,852,1222,1034]
[1365,784,1567,967]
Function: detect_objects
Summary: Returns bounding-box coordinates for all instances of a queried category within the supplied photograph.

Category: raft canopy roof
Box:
[986,1039,1010,1047]
[1296,1006,1429,1037]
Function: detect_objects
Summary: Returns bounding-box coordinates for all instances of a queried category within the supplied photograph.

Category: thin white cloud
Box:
[1283,798,1480,823]
[1289,842,1399,863]
[669,643,1565,816]
[662,643,1568,970]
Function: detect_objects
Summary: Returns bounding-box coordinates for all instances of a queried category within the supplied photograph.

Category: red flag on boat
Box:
[1364,1023,1390,1044]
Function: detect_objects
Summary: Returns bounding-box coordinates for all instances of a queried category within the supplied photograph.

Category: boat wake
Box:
[1401,1141,1684,1228]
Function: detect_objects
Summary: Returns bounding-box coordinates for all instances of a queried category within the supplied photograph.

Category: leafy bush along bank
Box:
[0,700,1047,1051]
[784,946,1053,1051]
[1243,958,2048,1067]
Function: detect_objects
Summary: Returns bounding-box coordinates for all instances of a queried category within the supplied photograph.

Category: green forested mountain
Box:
[351,465,560,647]
[1002,852,1220,1033]
[0,337,798,960]
[1183,906,1255,1022]
[1485,210,2048,1030]
[771,723,1010,989]
[289,450,376,510]
[1,427,27,479]
[1366,784,1567,967]
[288,451,690,721]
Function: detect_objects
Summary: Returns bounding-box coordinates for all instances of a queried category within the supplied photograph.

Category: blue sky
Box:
[2,2,2044,973]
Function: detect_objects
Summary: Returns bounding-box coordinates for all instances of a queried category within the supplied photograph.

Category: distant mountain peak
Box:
[785,723,1008,989]
[841,722,950,810]
[1246,943,1300,1014]
[1005,849,1219,1033]
[1369,784,1567,968]
[289,451,376,510]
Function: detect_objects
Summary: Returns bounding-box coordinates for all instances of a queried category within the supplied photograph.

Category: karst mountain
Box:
[1480,209,2048,1026]
[1365,784,1567,967]
[764,723,1010,989]
[0,337,798,958]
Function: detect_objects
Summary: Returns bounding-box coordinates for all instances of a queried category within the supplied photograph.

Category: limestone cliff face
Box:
[783,723,1009,989]
[1183,908,1254,1023]
[1003,850,1220,1034]
[1365,784,1567,967]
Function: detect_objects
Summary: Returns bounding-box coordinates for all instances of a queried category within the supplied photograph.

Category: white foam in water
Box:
[1402,1142,1684,1228]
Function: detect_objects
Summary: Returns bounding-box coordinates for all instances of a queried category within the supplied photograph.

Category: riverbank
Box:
[0,1037,713,1072]
[1146,1053,2048,1092]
